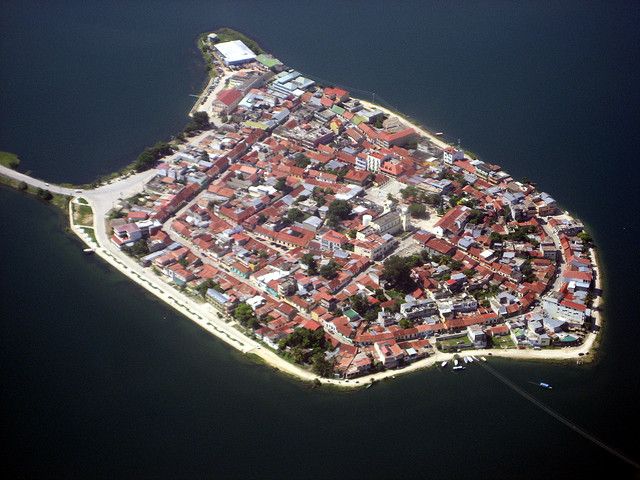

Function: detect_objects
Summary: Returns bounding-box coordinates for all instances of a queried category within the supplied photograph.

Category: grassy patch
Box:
[80,227,97,244]
[0,151,20,169]
[437,336,473,351]
[490,335,516,349]
[213,28,264,54]
[77,197,89,205]
[73,202,94,227]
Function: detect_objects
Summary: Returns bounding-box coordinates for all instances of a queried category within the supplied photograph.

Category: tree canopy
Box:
[381,255,421,292]
[233,303,259,329]
[319,260,340,280]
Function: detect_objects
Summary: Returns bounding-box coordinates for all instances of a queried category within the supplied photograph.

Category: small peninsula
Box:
[0,29,603,387]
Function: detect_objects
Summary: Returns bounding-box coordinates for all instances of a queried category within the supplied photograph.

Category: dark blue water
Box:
[1,1,639,478]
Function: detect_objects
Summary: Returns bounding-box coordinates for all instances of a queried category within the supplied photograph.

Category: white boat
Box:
[468,357,474,363]
[463,357,469,363]
[471,356,478,361]
[454,359,459,366]
[83,248,94,254]
[539,382,553,390]
[453,365,465,371]
[441,361,448,368]
[480,356,487,362]
[435,132,444,136]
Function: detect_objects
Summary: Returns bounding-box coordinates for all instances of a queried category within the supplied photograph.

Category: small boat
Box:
[453,365,465,371]
[468,357,474,363]
[480,356,487,362]
[539,382,553,390]
[471,356,478,361]
[454,359,459,366]
[441,361,448,368]
[365,383,373,389]
[463,357,469,363]
[83,248,94,254]
[435,132,444,136]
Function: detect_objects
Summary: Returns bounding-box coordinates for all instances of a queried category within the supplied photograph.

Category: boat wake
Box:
[479,362,639,470]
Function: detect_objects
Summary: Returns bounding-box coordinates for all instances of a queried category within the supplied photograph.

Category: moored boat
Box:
[441,361,448,368]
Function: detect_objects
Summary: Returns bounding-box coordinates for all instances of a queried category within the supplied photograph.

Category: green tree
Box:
[381,255,420,292]
[196,279,221,297]
[36,188,53,201]
[399,318,412,329]
[319,260,340,280]
[233,303,259,329]
[327,199,351,220]
[287,208,306,223]
[300,253,318,274]
[275,177,290,193]
[408,203,426,218]
[129,240,149,258]
[311,352,335,377]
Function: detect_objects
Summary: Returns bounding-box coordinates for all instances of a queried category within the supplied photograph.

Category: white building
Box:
[214,40,256,66]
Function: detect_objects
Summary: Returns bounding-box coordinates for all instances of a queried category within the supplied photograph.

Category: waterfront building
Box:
[214,40,257,66]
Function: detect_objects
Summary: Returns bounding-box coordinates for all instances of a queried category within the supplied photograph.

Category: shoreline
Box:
[1,29,605,389]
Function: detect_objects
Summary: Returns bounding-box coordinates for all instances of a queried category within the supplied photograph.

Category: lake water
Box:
[1,1,639,478]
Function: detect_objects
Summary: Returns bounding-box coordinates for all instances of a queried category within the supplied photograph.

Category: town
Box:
[105,34,601,380]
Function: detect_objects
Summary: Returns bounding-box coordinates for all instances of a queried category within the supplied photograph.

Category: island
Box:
[0,29,603,387]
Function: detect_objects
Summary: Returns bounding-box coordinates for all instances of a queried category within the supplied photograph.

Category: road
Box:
[0,164,77,195]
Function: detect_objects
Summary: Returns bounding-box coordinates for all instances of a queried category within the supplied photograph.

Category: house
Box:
[374,340,405,369]
[206,288,238,316]
[320,229,349,251]
[467,324,487,348]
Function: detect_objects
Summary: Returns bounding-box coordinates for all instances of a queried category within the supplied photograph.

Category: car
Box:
[75,189,82,193]
[44,183,50,187]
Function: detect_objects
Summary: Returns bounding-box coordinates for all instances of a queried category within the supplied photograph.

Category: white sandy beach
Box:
[53,71,604,388]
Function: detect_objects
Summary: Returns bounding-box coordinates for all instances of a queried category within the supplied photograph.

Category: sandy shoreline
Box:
[68,203,599,389]
[54,69,603,389]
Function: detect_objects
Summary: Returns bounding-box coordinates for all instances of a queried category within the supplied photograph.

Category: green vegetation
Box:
[213,28,265,55]
[311,353,335,377]
[197,34,219,78]
[408,203,426,218]
[133,142,174,172]
[80,227,97,244]
[0,174,70,213]
[319,260,340,280]
[300,253,318,275]
[399,318,413,329]
[578,231,594,248]
[287,207,306,223]
[326,199,351,227]
[195,278,223,297]
[400,186,440,207]
[381,254,423,293]
[279,328,328,367]
[123,240,150,258]
[506,225,537,242]
[437,336,473,351]
[233,302,259,330]
[293,153,311,168]
[491,335,516,349]
[275,177,291,193]
[72,202,93,227]
[184,111,210,134]
[0,151,20,169]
